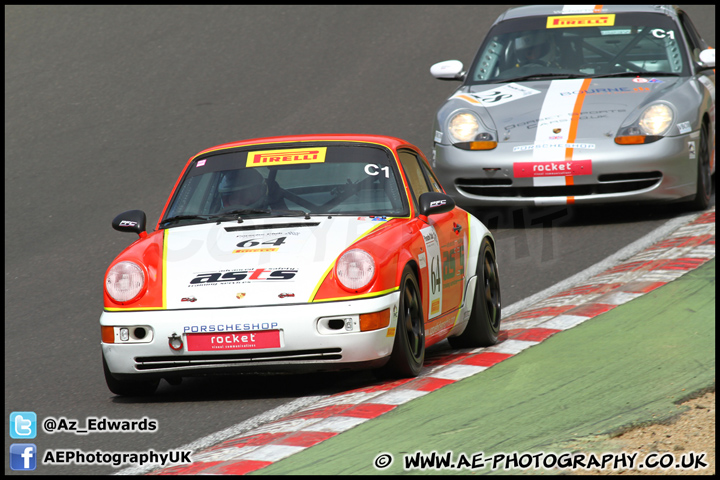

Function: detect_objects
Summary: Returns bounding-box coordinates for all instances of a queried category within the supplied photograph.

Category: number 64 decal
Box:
[420,225,443,319]
[430,255,441,295]
[236,236,287,248]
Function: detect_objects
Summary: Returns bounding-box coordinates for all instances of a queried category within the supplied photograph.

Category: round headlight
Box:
[638,104,674,136]
[448,112,480,143]
[106,261,145,303]
[336,249,376,291]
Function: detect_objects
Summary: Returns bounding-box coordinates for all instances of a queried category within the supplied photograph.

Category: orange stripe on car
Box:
[565,78,592,190]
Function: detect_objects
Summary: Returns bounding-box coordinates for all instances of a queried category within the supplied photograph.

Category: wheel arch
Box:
[466,213,494,281]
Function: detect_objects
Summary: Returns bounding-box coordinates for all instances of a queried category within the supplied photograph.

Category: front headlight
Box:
[638,104,674,135]
[448,112,481,143]
[106,261,146,303]
[615,103,674,144]
[336,249,376,291]
[446,111,498,150]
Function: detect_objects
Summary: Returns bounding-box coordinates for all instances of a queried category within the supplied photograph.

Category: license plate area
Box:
[513,159,592,178]
[186,330,281,352]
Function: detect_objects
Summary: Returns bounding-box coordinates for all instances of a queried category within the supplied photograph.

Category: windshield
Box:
[161,143,409,227]
[468,12,689,84]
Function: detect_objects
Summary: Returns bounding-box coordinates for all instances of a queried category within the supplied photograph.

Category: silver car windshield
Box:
[469,12,689,83]
[161,144,409,226]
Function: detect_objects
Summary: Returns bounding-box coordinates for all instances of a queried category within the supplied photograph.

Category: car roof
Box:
[192,134,416,160]
[495,4,678,25]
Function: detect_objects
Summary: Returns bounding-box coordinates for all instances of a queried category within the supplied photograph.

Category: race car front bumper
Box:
[100,292,401,380]
[432,132,701,207]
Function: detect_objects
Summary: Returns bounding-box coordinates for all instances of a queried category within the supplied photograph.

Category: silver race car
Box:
[430,5,715,209]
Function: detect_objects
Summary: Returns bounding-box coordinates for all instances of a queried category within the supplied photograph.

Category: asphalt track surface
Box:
[4,5,715,475]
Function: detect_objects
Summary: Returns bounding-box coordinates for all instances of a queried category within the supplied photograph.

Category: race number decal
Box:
[420,226,442,319]
[452,83,541,108]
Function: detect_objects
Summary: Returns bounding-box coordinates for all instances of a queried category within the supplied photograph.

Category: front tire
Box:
[448,237,501,348]
[384,265,425,377]
[689,121,712,211]
[103,353,159,396]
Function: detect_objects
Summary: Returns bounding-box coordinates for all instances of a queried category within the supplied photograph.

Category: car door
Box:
[398,149,467,319]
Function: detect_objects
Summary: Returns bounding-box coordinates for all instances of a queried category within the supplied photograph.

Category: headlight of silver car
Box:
[615,103,674,145]
[447,111,497,150]
[638,104,674,135]
[448,112,481,143]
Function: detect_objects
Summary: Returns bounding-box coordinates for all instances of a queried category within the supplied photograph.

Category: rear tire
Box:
[448,237,501,348]
[383,265,425,378]
[103,353,159,396]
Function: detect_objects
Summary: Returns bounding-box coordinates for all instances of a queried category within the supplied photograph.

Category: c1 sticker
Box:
[246,147,327,168]
[546,14,615,29]
[420,226,442,319]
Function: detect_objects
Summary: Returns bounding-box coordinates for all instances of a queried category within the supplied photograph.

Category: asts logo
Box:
[190,269,298,286]
[246,147,327,167]
[546,14,615,28]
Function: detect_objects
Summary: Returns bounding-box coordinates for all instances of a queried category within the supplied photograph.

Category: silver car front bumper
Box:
[432,133,700,207]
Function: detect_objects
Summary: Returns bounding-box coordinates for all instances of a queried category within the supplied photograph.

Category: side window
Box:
[398,150,431,207]
[678,11,707,64]
[420,161,443,193]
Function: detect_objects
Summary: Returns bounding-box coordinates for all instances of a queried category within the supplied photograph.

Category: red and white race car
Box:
[100,134,501,395]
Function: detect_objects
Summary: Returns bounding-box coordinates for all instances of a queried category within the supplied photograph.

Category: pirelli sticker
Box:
[246,147,327,168]
[546,14,615,29]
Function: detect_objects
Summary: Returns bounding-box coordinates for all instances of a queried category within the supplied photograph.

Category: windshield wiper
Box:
[591,71,681,79]
[214,208,272,217]
[211,208,312,223]
[210,209,273,223]
[270,209,312,219]
[495,72,588,83]
[160,214,214,226]
[163,209,313,227]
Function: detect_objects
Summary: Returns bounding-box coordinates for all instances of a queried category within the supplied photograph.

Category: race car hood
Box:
[162,216,389,309]
[456,77,682,143]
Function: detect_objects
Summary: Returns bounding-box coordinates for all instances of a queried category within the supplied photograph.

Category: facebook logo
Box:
[10,411,37,439]
[10,444,37,471]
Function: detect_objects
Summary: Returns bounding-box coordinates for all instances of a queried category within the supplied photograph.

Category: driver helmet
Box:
[514,30,555,66]
[218,168,268,209]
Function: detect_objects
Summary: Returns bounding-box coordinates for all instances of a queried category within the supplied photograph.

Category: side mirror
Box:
[418,192,455,217]
[112,210,147,237]
[430,60,465,81]
[698,48,715,69]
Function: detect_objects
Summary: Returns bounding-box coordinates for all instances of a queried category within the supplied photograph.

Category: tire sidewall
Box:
[387,266,425,377]
[473,238,501,342]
